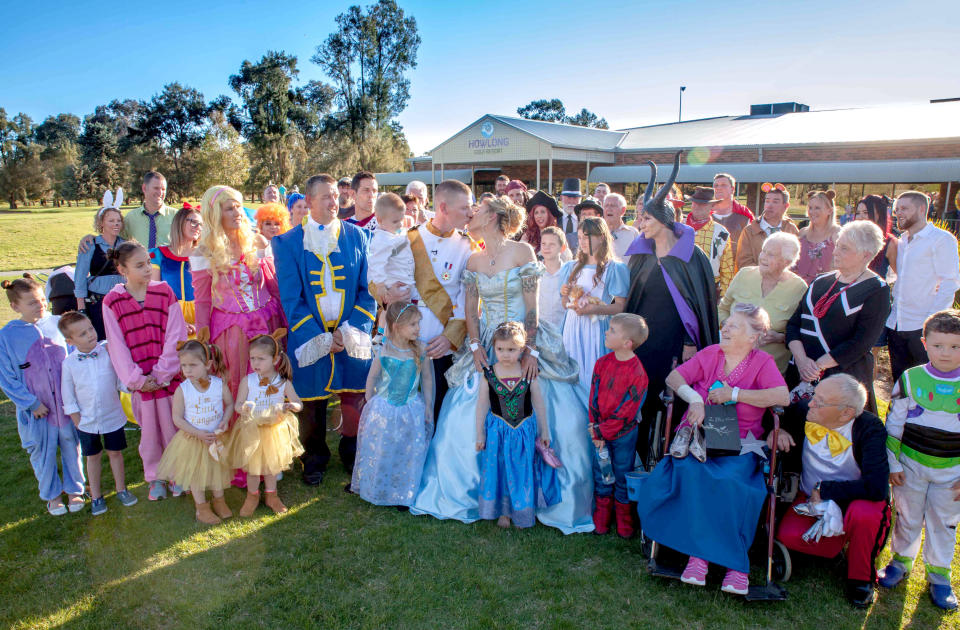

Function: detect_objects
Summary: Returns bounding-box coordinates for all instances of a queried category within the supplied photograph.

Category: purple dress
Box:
[794,237,836,284]
[0,317,84,500]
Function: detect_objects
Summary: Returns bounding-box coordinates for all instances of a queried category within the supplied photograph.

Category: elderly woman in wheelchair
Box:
[635,303,789,596]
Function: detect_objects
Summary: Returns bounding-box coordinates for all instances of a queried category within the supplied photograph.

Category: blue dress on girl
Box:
[558,260,629,390]
[352,341,433,507]
[0,316,84,501]
[412,262,595,534]
[479,368,559,527]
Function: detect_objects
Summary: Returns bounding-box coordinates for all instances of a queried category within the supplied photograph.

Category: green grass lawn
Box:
[0,399,957,629]
[0,206,102,271]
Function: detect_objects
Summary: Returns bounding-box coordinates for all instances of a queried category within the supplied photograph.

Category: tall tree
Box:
[517,99,566,123]
[517,99,609,128]
[78,114,121,193]
[136,82,210,193]
[35,114,82,205]
[565,108,609,129]
[229,51,308,185]
[312,0,419,156]
[0,111,51,207]
[193,112,251,193]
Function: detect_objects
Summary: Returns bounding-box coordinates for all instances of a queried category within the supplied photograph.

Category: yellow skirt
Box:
[180,300,196,337]
[157,430,233,491]
[224,405,304,476]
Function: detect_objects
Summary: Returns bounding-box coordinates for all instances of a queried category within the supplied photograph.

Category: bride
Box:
[411,196,594,534]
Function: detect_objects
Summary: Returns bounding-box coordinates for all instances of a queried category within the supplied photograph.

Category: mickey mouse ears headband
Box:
[761,183,786,193]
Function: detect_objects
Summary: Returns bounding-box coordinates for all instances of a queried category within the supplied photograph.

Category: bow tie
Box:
[78,350,98,361]
[805,421,852,457]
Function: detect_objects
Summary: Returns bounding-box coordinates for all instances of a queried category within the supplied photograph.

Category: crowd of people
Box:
[3,161,960,613]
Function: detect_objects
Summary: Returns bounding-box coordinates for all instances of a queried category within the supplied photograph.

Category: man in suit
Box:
[272,173,376,487]
[560,177,582,253]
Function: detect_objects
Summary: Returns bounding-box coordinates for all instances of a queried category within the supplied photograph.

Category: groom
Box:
[378,180,477,419]
[273,173,376,486]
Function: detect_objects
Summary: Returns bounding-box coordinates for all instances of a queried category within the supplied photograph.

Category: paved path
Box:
[0,268,55,277]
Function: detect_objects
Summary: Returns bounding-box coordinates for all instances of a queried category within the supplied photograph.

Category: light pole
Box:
[679,86,686,122]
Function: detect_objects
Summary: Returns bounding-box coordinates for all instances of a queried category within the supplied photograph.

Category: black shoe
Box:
[396,505,410,512]
[302,470,325,486]
[343,483,354,494]
[845,580,876,609]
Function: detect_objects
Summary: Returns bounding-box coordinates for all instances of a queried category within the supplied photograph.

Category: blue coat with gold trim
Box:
[273,221,375,400]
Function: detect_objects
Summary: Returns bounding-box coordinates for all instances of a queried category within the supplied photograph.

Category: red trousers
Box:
[776,493,891,582]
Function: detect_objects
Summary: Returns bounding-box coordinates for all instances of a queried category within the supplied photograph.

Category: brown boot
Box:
[211,496,232,519]
[195,502,221,525]
[239,491,260,517]
[263,491,287,514]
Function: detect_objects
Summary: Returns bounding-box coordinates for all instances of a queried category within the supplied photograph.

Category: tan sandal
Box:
[211,496,232,519]
[263,491,287,514]
[239,491,260,517]
[195,502,221,525]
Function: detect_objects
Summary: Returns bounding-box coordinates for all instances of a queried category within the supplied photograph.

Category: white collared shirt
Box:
[414,224,472,350]
[610,224,640,260]
[304,216,344,324]
[886,222,960,332]
[61,341,127,435]
[759,217,782,235]
[561,209,579,234]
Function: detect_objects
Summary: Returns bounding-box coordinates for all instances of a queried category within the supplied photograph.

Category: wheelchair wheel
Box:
[772,540,792,582]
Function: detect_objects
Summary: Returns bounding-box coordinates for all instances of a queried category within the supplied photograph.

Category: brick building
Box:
[377,100,960,214]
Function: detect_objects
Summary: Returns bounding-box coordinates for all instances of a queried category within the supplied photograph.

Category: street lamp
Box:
[679,86,686,122]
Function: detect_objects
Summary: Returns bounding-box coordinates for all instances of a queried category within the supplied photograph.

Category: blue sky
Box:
[2,0,956,155]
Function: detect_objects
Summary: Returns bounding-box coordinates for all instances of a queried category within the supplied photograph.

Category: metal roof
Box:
[588,159,960,184]
[487,115,626,150]
[375,169,472,187]
[616,101,960,151]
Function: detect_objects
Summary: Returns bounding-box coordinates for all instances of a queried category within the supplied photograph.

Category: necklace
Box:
[486,237,506,267]
[812,270,866,318]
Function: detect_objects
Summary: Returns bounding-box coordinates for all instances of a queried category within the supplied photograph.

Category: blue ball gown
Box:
[411,262,595,534]
[352,344,433,507]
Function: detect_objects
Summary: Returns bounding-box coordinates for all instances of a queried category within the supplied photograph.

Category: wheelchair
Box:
[626,369,799,602]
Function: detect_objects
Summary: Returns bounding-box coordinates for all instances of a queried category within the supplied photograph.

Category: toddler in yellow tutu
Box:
[228,330,304,516]
[157,337,235,525]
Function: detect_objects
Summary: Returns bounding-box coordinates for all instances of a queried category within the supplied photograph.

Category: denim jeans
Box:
[593,426,638,503]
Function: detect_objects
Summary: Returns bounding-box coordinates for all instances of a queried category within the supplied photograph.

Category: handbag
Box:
[536,440,563,469]
[702,404,741,457]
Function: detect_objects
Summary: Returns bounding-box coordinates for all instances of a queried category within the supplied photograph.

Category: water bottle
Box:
[597,445,615,485]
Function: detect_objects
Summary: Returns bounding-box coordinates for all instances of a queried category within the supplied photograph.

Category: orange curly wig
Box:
[254,202,292,235]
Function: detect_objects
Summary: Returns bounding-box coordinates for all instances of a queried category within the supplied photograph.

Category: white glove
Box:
[339,323,373,360]
[821,499,845,538]
[294,332,333,368]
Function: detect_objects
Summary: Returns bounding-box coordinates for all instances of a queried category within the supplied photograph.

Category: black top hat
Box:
[685,186,720,205]
[574,199,603,216]
[560,178,582,197]
[526,190,561,221]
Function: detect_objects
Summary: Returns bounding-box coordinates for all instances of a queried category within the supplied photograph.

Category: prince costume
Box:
[273,216,376,482]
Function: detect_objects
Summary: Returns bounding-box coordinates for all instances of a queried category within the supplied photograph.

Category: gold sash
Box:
[408,227,466,349]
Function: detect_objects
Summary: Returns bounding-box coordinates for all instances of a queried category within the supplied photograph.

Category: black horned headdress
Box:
[641,151,682,229]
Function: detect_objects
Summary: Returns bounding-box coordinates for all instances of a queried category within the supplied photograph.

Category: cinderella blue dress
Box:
[411,262,595,533]
[351,343,433,507]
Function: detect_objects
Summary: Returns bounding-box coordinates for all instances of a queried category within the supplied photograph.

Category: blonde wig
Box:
[198,185,258,291]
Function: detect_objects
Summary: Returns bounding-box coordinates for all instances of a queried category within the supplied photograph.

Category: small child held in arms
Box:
[881,309,960,610]
[157,338,235,525]
[59,311,137,515]
[589,313,649,538]
[0,275,85,516]
[367,192,416,338]
[537,226,568,331]
[475,321,558,528]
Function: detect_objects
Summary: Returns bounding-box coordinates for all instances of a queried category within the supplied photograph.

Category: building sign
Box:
[468,121,510,154]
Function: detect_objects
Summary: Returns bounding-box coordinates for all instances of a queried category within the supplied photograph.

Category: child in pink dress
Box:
[102,241,188,502]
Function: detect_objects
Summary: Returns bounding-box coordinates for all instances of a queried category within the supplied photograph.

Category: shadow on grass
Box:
[0,399,956,629]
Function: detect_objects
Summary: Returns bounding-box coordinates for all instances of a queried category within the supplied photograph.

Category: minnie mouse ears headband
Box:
[98,188,124,218]
[761,182,786,193]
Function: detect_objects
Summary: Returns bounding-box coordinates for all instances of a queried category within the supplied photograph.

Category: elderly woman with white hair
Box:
[635,303,790,597]
[785,220,890,412]
[719,231,807,372]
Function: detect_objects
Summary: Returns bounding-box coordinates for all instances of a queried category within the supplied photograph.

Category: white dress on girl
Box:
[559,261,630,391]
[157,376,232,490]
[226,373,304,476]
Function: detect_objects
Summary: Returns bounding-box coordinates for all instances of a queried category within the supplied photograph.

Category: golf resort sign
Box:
[469,121,510,154]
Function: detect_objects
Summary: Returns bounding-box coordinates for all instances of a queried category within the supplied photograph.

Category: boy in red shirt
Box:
[589,313,649,537]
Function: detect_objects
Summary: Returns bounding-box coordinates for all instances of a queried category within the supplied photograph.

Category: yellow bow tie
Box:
[805,422,852,457]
